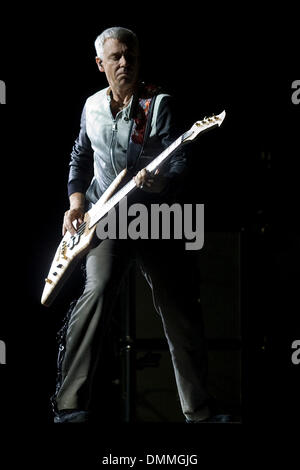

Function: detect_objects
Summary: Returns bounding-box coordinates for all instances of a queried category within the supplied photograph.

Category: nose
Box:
[119,54,127,67]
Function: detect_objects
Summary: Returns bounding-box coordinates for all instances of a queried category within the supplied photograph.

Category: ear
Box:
[95,57,105,72]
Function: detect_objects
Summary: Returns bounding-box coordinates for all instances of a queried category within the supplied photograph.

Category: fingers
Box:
[62,211,74,236]
[134,168,146,188]
[134,169,155,190]
[62,209,84,236]
[133,168,167,193]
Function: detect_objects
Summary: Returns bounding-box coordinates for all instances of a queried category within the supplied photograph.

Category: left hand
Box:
[134,168,168,193]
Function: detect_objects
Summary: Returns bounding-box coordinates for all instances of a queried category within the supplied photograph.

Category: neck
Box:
[110,83,136,107]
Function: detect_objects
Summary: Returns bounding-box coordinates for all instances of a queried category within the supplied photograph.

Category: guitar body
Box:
[41,168,129,306]
[41,212,97,306]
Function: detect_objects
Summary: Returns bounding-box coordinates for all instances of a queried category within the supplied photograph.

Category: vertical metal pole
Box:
[120,262,136,422]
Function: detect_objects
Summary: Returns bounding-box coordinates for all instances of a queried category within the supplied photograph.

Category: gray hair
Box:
[94,27,139,59]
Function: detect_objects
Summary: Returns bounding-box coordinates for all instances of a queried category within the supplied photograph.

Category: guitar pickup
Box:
[67,233,81,249]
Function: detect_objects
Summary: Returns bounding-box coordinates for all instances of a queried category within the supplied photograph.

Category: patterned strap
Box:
[126,84,160,172]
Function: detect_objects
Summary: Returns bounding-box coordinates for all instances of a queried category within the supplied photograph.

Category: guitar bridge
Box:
[67,233,81,250]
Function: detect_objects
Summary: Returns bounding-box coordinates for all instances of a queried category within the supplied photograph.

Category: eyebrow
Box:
[108,52,121,59]
[107,48,137,60]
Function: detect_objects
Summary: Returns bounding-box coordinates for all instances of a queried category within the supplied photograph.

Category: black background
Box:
[0,3,299,466]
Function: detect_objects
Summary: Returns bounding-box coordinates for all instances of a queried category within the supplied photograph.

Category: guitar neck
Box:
[145,133,184,172]
[88,133,185,228]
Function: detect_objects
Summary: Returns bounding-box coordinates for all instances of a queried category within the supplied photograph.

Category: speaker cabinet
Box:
[134,232,242,422]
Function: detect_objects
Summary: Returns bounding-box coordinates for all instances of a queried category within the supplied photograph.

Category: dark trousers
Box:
[54,238,210,421]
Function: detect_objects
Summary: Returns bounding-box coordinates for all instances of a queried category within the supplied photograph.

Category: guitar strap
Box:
[126,84,160,173]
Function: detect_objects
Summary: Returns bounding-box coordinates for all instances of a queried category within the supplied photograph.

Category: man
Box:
[51,27,229,423]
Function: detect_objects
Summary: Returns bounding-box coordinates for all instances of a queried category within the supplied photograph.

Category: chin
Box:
[119,78,134,86]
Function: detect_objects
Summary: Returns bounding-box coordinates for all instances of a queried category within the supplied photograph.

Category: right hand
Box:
[63,207,84,236]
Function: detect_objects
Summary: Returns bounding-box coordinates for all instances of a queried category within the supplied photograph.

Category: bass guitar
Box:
[41,111,226,306]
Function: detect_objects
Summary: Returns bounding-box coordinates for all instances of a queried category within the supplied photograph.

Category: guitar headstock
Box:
[183,110,226,142]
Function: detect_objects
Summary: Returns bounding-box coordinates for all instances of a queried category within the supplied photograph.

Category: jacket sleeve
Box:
[154,95,188,183]
[68,104,94,197]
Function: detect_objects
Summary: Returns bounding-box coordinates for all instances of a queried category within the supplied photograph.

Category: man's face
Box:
[97,38,139,91]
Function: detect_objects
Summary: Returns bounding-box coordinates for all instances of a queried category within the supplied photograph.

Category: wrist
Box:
[69,192,85,210]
